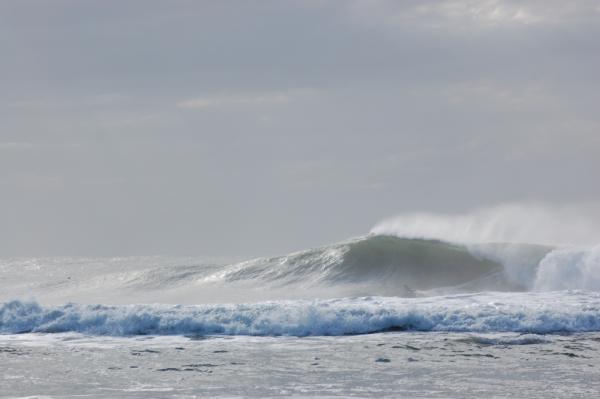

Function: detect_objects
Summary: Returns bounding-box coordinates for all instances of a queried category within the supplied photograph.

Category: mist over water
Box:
[370,203,600,246]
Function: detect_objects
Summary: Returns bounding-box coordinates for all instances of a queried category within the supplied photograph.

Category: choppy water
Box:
[2,331,600,398]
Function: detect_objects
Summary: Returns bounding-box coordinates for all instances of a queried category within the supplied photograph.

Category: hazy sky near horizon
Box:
[1,0,600,256]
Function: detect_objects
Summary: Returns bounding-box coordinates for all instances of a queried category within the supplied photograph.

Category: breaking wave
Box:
[2,291,600,336]
[207,235,600,295]
[2,236,600,307]
[534,245,600,291]
[215,236,512,293]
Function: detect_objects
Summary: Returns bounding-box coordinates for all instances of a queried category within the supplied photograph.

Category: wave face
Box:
[212,236,541,295]
[2,291,600,336]
[210,236,571,297]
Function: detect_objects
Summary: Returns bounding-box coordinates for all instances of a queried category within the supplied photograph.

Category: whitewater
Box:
[3,209,600,397]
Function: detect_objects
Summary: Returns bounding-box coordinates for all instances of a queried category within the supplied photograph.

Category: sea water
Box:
[2,236,600,397]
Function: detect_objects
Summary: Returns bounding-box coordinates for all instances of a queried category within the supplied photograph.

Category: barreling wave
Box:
[217,236,505,288]
[207,236,554,295]
[2,291,600,336]
[210,234,600,295]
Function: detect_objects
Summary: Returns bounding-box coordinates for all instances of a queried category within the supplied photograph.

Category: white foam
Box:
[2,291,600,336]
[534,245,600,291]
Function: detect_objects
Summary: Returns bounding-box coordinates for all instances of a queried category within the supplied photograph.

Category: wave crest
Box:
[371,203,600,246]
[2,292,600,336]
[534,245,600,291]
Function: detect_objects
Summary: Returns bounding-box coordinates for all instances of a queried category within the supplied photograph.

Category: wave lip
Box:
[2,291,600,337]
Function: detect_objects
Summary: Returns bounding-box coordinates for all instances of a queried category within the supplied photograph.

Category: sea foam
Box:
[2,291,600,336]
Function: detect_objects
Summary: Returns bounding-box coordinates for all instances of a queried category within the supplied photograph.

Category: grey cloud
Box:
[1,1,599,256]
[345,0,600,29]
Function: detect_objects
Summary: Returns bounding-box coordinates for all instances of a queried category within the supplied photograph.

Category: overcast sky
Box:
[1,0,599,256]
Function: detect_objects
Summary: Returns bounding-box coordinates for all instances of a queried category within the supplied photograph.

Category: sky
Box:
[1,0,600,257]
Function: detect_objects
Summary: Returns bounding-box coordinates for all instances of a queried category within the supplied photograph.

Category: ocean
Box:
[2,235,600,397]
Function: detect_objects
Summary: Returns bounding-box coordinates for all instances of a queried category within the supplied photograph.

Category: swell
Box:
[2,291,600,336]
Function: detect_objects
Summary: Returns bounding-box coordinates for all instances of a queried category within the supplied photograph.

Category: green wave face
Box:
[220,235,552,296]
[330,236,504,289]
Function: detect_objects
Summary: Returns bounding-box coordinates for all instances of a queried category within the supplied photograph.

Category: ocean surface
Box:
[2,234,600,397]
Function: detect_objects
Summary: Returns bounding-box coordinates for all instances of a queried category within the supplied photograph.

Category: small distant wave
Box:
[2,292,600,336]
[465,334,550,346]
